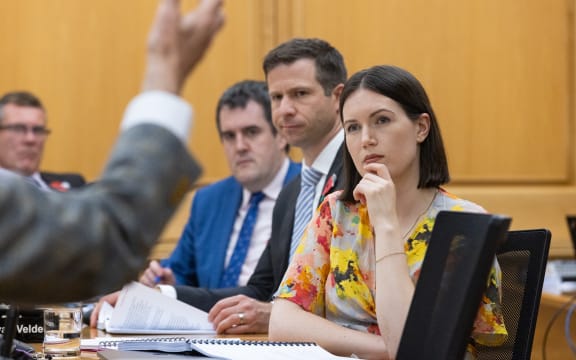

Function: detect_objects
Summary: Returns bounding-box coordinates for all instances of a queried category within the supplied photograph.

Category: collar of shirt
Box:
[301,130,344,205]
[0,168,51,191]
[240,157,290,206]
[0,168,16,178]
[302,129,343,176]
[29,172,52,191]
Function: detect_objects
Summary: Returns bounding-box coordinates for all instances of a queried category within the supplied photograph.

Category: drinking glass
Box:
[42,303,82,358]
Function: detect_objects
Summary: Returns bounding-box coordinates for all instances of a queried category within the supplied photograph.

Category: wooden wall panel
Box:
[448,186,576,257]
[0,0,153,180]
[272,0,575,255]
[184,0,276,182]
[276,0,570,184]
[0,0,274,182]
[2,1,575,257]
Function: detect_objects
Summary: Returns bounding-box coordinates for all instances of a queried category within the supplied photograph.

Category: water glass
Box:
[42,303,82,358]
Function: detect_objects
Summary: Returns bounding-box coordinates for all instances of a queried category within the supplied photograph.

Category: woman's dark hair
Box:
[339,65,450,202]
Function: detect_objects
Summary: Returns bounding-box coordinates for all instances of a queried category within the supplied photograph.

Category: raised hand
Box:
[353,162,396,215]
[139,260,176,287]
[143,0,225,94]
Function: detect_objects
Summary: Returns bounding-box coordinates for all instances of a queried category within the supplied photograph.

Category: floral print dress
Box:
[276,188,507,357]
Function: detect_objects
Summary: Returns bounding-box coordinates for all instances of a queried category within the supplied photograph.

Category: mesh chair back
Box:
[397,211,511,360]
[477,229,551,360]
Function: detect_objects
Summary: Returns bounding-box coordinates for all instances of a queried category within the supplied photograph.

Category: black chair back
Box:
[477,229,551,360]
[397,211,511,360]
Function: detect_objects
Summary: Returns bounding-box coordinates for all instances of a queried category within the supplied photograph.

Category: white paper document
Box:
[102,282,215,334]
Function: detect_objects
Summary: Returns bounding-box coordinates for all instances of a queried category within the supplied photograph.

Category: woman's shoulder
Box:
[435,188,487,213]
[321,190,359,213]
[323,190,344,203]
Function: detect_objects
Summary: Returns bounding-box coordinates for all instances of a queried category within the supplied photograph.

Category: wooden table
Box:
[28,293,575,359]
[531,291,576,360]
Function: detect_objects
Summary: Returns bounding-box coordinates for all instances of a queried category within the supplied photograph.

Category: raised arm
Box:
[0,0,224,304]
[270,299,387,359]
[143,0,224,94]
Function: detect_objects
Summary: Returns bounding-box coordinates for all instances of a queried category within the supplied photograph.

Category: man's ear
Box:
[332,83,344,115]
[416,113,431,143]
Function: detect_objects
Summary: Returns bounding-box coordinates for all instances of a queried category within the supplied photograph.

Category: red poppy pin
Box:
[49,181,71,192]
[319,174,337,203]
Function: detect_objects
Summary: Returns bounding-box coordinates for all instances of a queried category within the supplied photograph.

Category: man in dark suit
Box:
[139,80,300,289]
[0,0,224,304]
[0,91,86,191]
[90,38,348,334]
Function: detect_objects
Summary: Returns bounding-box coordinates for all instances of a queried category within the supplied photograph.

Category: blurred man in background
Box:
[0,91,85,191]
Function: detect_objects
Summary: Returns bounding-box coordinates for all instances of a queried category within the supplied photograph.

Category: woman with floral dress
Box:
[269,65,507,360]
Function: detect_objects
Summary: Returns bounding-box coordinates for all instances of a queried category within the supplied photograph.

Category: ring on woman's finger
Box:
[237,312,245,326]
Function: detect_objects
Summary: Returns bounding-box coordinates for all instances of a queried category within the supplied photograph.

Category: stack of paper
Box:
[98,282,215,334]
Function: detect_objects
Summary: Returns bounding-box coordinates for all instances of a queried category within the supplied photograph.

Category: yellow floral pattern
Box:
[277,188,507,354]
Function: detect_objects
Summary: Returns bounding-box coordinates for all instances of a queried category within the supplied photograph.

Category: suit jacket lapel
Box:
[272,177,300,282]
[318,143,345,205]
[207,182,242,287]
[283,161,302,186]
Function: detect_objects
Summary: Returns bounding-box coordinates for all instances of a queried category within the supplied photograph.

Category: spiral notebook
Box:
[95,337,357,359]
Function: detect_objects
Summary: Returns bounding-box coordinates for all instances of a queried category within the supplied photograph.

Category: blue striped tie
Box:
[219,191,265,287]
[289,168,323,261]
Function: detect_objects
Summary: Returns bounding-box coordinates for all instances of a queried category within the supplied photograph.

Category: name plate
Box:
[0,308,44,343]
